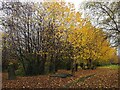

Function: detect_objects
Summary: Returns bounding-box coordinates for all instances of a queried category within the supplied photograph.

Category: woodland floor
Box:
[1,67,120,89]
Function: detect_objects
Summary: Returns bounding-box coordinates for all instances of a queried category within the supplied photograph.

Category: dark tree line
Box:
[1,1,74,76]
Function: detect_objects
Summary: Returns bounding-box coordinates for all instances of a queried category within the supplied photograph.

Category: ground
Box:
[2,65,119,89]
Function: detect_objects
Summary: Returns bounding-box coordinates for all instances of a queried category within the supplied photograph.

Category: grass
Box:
[98,64,120,69]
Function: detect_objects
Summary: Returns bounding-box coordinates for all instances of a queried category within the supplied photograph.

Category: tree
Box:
[1,0,118,77]
[1,1,77,75]
[68,19,117,69]
[1,2,49,75]
[80,1,119,64]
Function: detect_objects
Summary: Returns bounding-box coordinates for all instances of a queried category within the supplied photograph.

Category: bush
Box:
[15,63,25,76]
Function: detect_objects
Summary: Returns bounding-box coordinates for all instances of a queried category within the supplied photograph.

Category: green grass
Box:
[98,65,120,69]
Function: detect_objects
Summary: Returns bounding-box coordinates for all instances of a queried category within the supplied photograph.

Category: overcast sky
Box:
[2,0,118,11]
[1,0,85,11]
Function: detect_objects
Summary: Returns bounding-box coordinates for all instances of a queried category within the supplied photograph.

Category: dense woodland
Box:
[0,1,119,77]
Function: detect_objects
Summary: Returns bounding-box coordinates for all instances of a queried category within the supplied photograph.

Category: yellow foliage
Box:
[37,1,117,64]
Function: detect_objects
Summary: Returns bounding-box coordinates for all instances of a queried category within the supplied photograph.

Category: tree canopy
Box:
[79,1,120,47]
[1,1,118,75]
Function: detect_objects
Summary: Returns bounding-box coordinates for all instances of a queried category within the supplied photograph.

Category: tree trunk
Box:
[8,63,16,80]
[87,59,92,69]
[118,45,120,65]
[75,63,78,71]
[71,61,75,76]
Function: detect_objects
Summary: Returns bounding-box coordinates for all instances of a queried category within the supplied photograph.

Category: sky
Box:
[1,0,119,11]
[1,0,85,11]
[64,0,84,10]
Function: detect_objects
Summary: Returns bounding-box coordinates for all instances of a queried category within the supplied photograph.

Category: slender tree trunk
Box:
[8,63,16,80]
[118,45,120,65]
[75,63,78,71]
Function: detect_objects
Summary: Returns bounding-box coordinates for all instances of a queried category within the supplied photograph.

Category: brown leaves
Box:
[2,68,119,88]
